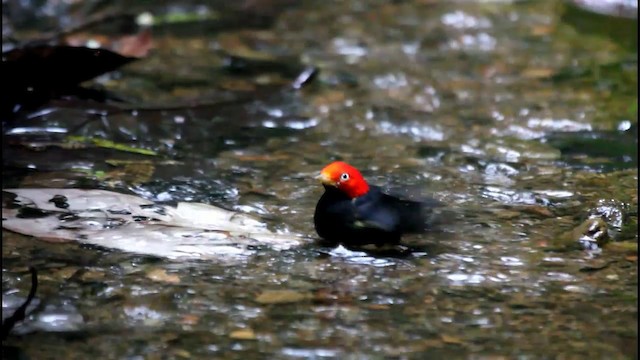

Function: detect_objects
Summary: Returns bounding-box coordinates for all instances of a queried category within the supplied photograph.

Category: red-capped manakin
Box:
[314,161,443,246]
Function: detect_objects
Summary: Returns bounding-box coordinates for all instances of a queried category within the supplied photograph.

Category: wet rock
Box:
[618,219,638,241]
[483,162,519,186]
[108,162,156,185]
[25,304,85,333]
[53,267,80,280]
[508,293,537,309]
[580,217,610,248]
[495,210,521,220]
[219,78,257,92]
[539,256,568,268]
[310,90,347,110]
[520,205,554,218]
[605,241,638,254]
[579,260,617,272]
[123,304,166,326]
[589,199,628,230]
[481,138,561,163]
[555,217,609,250]
[180,314,200,326]
[217,30,280,61]
[551,129,639,171]
[80,269,106,282]
[171,349,192,358]
[563,285,590,294]
[19,171,83,188]
[255,290,310,304]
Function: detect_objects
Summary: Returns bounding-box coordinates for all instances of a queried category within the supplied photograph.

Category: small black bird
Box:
[313,161,442,246]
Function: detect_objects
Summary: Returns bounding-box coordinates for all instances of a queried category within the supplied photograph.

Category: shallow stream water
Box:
[2,1,637,358]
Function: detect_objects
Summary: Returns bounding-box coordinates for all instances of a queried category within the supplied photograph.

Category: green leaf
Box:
[65,136,157,156]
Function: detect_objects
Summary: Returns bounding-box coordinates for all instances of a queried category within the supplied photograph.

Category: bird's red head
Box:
[319,161,370,198]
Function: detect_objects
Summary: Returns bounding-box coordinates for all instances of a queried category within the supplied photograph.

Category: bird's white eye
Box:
[340,173,349,181]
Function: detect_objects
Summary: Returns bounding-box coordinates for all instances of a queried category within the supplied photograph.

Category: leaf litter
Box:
[2,188,309,261]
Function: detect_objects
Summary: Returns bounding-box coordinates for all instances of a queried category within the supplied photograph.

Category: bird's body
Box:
[313,161,441,247]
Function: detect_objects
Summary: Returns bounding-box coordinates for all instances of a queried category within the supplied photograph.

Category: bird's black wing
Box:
[351,186,403,233]
[370,185,444,234]
[353,201,399,233]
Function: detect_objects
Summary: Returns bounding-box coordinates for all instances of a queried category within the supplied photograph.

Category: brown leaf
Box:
[531,25,554,36]
[180,314,200,326]
[80,269,106,281]
[311,90,347,108]
[63,29,153,59]
[440,334,464,345]
[219,79,257,92]
[171,349,191,358]
[229,328,257,340]
[217,31,277,61]
[146,268,181,284]
[54,267,80,280]
[495,210,521,220]
[312,288,339,304]
[115,29,154,58]
[366,304,390,310]
[521,205,554,218]
[62,34,112,48]
[521,68,554,79]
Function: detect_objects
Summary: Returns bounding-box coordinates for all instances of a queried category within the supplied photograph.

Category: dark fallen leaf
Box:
[3,44,137,91]
[241,0,300,16]
[545,129,638,172]
[222,55,304,79]
[561,3,637,53]
[579,260,618,272]
[2,44,137,118]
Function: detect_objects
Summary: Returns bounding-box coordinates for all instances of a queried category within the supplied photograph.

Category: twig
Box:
[2,267,38,340]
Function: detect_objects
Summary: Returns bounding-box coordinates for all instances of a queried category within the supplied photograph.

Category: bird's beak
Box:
[317,171,336,186]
